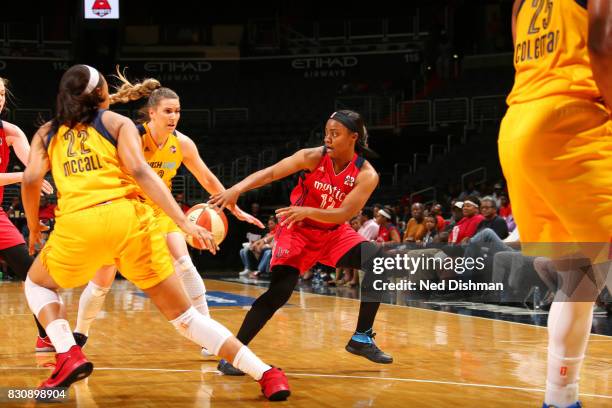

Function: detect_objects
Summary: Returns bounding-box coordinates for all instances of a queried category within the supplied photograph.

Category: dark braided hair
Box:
[52,65,104,131]
[330,109,378,158]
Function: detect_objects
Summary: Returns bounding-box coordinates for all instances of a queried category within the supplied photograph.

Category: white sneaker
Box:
[201,347,213,357]
[239,269,250,277]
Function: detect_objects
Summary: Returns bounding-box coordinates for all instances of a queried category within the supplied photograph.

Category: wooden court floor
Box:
[0,279,610,407]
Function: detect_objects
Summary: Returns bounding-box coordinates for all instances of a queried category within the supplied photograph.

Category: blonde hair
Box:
[109,67,163,105]
[109,67,180,122]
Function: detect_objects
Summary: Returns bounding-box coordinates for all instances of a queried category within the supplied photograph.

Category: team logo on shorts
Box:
[92,0,112,17]
[275,247,290,259]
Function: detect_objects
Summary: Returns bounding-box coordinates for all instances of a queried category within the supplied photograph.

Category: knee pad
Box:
[89,281,111,297]
[170,306,232,355]
[24,276,62,317]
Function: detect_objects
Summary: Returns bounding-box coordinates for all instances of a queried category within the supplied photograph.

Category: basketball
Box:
[184,203,228,249]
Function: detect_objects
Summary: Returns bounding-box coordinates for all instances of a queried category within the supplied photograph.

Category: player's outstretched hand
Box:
[275,206,311,229]
[208,187,240,213]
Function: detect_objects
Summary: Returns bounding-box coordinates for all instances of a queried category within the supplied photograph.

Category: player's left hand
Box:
[41,179,54,195]
[228,204,265,229]
[275,206,311,229]
[27,224,44,256]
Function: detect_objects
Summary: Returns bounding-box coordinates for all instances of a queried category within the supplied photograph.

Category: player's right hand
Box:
[208,187,241,213]
[179,221,218,255]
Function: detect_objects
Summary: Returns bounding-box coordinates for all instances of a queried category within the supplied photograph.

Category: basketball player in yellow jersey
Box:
[499,1,612,407]
[71,73,263,355]
[21,64,289,400]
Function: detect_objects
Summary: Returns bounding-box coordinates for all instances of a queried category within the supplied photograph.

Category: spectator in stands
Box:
[38,195,56,229]
[477,196,508,239]
[245,201,265,236]
[333,215,362,287]
[499,195,512,218]
[251,202,261,218]
[349,216,361,232]
[431,203,446,232]
[458,181,480,201]
[358,207,379,240]
[373,203,383,218]
[249,216,278,279]
[421,214,438,247]
[492,182,504,207]
[449,196,484,244]
[174,192,190,213]
[403,203,427,243]
[375,208,401,244]
[498,195,515,232]
[7,196,23,217]
[445,201,464,231]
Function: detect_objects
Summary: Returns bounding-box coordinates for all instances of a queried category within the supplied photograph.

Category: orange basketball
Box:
[185,203,229,250]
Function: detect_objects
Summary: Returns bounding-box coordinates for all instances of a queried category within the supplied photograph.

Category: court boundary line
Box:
[2,365,610,400]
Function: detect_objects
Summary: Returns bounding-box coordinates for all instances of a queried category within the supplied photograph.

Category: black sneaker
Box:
[345,331,393,364]
[217,359,245,376]
[73,332,88,348]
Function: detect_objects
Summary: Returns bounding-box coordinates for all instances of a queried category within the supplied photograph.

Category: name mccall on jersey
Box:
[62,154,103,177]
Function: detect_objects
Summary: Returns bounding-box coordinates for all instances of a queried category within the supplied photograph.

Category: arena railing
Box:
[461,167,487,191]
[471,95,507,126]
[410,186,437,206]
[335,95,395,129]
[213,108,249,128]
[433,98,469,126]
[392,162,412,186]
[396,100,432,127]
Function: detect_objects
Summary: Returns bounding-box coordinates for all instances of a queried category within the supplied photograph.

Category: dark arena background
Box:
[0,1,610,407]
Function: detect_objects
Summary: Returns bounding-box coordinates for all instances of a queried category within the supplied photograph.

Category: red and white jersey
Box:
[0,121,9,204]
[289,147,365,229]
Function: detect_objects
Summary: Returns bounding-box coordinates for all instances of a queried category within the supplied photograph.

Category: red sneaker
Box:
[38,345,93,393]
[35,336,56,353]
[258,367,290,401]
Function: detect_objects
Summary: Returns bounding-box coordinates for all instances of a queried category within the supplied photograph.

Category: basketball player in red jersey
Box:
[0,76,55,351]
[209,110,393,374]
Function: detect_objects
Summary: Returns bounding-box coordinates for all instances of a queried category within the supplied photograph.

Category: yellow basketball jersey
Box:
[47,110,139,217]
[507,0,600,105]
[138,122,183,206]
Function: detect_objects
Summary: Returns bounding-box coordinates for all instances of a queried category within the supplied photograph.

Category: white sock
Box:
[75,281,110,336]
[545,381,579,408]
[175,256,210,318]
[233,345,271,381]
[544,301,593,407]
[46,319,77,353]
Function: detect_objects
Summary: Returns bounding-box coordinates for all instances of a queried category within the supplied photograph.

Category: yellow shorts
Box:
[498,95,612,262]
[41,199,174,289]
[151,206,182,235]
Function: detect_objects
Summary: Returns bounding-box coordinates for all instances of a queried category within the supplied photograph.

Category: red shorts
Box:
[270,221,365,274]
[0,210,25,251]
